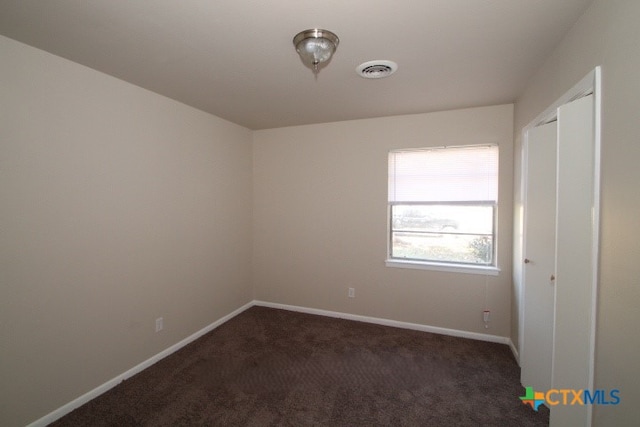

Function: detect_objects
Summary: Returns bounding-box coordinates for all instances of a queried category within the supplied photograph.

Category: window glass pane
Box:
[390,204,494,265]
[391,232,493,265]
[392,204,493,234]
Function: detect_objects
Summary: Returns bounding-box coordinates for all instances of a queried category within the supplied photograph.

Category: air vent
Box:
[356,60,398,79]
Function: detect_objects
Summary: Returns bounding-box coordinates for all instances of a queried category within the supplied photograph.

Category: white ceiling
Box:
[0,0,593,130]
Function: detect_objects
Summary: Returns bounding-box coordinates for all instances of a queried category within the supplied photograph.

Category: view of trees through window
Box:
[390,204,494,265]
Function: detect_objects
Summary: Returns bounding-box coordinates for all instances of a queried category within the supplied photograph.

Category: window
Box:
[387,145,499,271]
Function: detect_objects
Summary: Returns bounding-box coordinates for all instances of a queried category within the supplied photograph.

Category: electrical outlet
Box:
[348,287,355,298]
[155,317,163,332]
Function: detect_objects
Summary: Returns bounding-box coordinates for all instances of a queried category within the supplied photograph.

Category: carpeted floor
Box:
[50,306,549,426]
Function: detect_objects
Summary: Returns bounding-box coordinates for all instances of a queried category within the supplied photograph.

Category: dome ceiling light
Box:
[293,29,339,77]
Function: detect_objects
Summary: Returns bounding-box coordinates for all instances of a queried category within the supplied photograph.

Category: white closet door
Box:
[551,94,595,427]
[521,121,557,394]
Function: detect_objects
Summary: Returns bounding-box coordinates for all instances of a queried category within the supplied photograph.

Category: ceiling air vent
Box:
[356,60,398,79]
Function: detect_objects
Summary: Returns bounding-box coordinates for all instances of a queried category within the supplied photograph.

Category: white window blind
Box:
[388,145,499,203]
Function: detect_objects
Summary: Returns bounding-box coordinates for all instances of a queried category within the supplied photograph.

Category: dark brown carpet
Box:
[50,306,549,426]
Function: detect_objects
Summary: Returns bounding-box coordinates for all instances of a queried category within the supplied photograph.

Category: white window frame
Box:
[386,145,500,275]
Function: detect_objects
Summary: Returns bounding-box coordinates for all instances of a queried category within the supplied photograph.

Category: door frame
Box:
[517,67,601,425]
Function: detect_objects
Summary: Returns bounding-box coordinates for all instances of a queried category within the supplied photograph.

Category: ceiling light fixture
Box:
[293,29,339,76]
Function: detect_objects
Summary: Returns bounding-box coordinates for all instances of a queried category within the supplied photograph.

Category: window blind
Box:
[388,145,499,203]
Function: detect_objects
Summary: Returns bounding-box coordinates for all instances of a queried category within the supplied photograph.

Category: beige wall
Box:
[0,36,253,426]
[513,0,640,424]
[253,105,514,337]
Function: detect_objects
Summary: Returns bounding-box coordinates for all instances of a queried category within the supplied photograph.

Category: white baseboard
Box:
[254,300,511,345]
[27,301,254,427]
[30,299,515,426]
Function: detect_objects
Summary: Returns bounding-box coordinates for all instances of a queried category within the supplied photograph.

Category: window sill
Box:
[385,259,500,276]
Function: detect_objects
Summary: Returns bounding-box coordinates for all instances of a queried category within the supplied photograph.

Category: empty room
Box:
[1,1,638,426]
